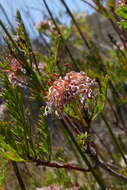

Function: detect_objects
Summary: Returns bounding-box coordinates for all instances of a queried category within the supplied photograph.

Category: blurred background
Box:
[0,0,93,38]
[1,0,127,190]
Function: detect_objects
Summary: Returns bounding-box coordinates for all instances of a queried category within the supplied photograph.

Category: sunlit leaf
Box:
[116,6,127,19]
[0,136,25,162]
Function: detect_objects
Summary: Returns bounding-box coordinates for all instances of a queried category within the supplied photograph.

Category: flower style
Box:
[45,71,96,116]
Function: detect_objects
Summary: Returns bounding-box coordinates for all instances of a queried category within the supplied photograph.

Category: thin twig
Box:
[99,159,127,182]
[101,113,127,166]
[86,144,127,182]
[42,0,77,68]
[81,0,97,11]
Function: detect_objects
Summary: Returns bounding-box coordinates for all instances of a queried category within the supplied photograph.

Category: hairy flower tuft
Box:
[45,71,96,116]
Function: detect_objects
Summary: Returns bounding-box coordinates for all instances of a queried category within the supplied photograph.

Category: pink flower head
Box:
[118,0,127,6]
[45,71,96,116]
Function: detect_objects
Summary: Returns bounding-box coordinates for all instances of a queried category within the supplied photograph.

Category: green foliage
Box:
[116,6,127,29]
[0,74,52,162]
[0,136,24,161]
[116,6,127,19]
[92,75,109,120]
[77,132,91,148]
[35,108,51,161]
[1,76,34,159]
[64,101,82,121]
[0,159,8,187]
[55,169,71,188]
[107,0,116,8]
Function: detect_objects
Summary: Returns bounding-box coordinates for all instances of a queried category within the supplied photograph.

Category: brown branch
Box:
[33,158,93,172]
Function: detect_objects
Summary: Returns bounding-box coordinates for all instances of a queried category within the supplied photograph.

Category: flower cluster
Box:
[45,71,96,116]
[118,0,127,6]
[36,20,66,36]
[5,57,26,86]
[36,20,54,32]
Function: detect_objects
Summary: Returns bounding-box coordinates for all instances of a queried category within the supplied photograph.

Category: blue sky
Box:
[0,0,93,38]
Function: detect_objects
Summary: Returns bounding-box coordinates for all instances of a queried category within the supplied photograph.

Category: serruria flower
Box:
[44,71,96,116]
[118,0,127,6]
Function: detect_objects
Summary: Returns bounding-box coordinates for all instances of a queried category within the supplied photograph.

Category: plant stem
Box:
[0,3,15,33]
[42,0,77,69]
[101,113,127,166]
[0,20,20,52]
[62,117,106,190]
[12,161,27,190]
[99,159,127,182]
[34,159,92,172]
[59,0,90,49]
